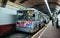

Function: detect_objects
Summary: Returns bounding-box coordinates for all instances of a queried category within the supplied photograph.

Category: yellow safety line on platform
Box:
[31,26,47,38]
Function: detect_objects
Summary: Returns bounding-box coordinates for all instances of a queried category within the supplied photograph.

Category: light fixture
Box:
[44,0,52,17]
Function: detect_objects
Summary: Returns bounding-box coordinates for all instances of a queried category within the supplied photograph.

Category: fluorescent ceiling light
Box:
[44,0,52,16]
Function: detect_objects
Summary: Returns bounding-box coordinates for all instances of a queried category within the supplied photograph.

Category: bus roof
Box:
[18,8,36,11]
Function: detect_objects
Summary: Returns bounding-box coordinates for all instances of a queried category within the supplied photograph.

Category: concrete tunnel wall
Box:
[0,7,17,25]
[0,7,17,34]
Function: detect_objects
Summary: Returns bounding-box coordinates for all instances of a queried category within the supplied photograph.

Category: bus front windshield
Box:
[17,10,35,21]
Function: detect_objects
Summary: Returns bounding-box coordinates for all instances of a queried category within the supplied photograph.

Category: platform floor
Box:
[41,21,60,38]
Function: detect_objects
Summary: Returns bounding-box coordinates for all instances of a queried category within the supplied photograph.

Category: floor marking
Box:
[31,26,46,38]
[31,21,51,38]
[38,24,49,38]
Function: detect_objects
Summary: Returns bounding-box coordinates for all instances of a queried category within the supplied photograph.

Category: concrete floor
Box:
[41,21,60,38]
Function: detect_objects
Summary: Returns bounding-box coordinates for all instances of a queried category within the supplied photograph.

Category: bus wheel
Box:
[39,24,41,29]
[56,19,59,28]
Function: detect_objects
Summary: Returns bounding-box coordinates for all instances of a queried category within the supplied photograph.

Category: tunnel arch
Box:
[33,2,60,16]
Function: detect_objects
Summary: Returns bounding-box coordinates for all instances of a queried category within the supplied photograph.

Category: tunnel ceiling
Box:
[9,0,60,16]
[10,0,60,7]
[1,0,60,16]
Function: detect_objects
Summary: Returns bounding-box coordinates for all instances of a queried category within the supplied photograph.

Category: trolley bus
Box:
[16,8,45,33]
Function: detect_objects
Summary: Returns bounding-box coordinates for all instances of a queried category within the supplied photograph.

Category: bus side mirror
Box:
[33,14,35,17]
